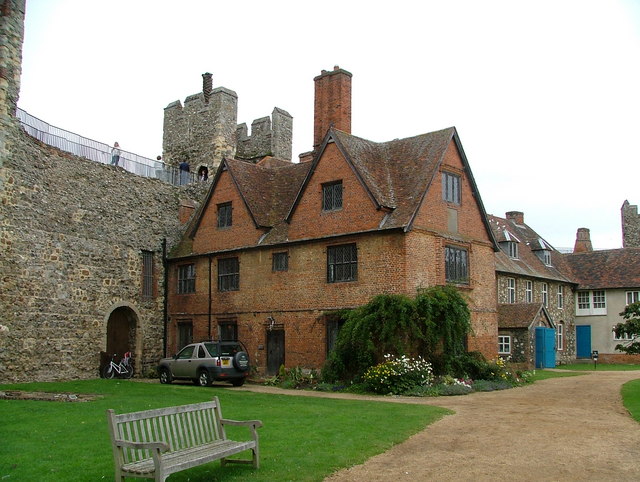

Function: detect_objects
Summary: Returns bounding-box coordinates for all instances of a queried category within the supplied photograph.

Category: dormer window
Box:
[322,181,343,211]
[534,248,552,266]
[507,241,518,259]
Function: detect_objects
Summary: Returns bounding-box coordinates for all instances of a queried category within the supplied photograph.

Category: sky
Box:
[17,0,640,251]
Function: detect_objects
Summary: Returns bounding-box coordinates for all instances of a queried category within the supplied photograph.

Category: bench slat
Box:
[107,397,261,481]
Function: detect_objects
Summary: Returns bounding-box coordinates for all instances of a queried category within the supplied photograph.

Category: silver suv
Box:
[158,341,250,387]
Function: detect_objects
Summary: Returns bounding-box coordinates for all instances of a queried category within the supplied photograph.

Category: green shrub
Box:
[322,287,473,384]
[363,355,434,395]
[263,366,318,389]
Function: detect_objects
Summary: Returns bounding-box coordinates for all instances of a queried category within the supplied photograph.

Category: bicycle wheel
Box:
[102,363,115,379]
[123,364,133,379]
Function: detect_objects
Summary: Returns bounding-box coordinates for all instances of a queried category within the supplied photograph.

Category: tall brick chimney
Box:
[506,211,524,225]
[573,228,593,253]
[313,66,352,150]
[202,72,212,104]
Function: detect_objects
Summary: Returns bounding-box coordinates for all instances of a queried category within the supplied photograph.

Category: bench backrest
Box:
[106,397,226,465]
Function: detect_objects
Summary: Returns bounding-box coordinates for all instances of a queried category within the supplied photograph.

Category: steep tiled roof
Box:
[488,214,575,284]
[225,158,311,227]
[188,126,496,248]
[564,248,640,290]
[330,128,455,230]
[498,303,552,329]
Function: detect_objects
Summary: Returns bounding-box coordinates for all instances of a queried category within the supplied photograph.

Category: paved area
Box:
[239,371,640,481]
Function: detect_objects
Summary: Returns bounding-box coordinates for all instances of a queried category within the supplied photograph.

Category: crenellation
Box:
[163,74,293,168]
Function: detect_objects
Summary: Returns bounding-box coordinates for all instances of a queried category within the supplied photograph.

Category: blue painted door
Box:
[576,325,592,358]
[535,327,556,368]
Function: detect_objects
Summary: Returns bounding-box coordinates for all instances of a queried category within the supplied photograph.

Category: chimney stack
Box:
[573,228,593,253]
[506,211,524,225]
[202,72,213,103]
[313,65,352,150]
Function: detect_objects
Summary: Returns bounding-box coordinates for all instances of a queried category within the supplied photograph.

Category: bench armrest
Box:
[115,439,170,452]
[220,419,263,429]
[220,418,262,443]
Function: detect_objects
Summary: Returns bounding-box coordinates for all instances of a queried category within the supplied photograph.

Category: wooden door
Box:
[267,329,285,376]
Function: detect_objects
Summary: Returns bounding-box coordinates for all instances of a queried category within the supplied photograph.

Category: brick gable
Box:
[287,142,386,240]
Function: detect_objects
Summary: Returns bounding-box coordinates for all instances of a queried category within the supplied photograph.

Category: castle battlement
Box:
[162,74,292,172]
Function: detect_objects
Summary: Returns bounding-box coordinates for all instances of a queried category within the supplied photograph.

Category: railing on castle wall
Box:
[15,108,197,186]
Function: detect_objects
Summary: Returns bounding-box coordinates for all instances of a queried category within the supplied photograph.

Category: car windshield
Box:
[220,344,241,356]
[203,343,218,357]
[202,342,242,357]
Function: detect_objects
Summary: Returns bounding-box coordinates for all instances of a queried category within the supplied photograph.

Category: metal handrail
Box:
[15,107,198,186]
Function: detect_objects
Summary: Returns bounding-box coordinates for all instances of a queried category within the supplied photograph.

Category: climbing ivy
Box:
[321,286,472,383]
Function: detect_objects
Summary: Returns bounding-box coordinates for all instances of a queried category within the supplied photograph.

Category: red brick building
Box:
[166,67,499,375]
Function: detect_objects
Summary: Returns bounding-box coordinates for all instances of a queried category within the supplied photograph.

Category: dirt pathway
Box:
[239,371,640,481]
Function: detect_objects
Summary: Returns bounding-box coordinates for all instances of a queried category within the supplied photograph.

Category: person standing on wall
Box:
[179,159,190,185]
[111,142,121,166]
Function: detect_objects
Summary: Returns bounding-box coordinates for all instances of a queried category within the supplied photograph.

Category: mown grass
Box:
[622,379,640,422]
[527,369,585,381]
[0,379,450,481]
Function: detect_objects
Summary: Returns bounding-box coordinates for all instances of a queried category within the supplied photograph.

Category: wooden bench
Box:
[106,397,262,481]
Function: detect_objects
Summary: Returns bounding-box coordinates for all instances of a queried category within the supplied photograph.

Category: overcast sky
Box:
[18,0,640,250]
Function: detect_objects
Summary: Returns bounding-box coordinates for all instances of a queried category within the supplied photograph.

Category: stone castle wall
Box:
[0,112,208,382]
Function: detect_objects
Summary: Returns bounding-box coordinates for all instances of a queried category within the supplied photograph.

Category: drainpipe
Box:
[208,256,212,340]
[162,238,168,357]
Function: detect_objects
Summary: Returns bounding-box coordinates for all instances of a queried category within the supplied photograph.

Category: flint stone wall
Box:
[0,117,207,382]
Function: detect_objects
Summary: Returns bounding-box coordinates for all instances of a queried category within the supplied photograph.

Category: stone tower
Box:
[236,107,293,161]
[622,200,640,248]
[163,73,294,173]
[0,0,25,169]
[162,72,238,173]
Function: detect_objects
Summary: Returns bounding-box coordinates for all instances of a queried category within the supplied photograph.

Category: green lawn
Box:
[623,379,640,422]
[528,369,585,381]
[0,380,450,481]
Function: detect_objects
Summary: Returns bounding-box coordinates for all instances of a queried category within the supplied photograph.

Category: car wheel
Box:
[231,378,245,387]
[233,351,250,372]
[159,368,172,384]
[197,369,212,387]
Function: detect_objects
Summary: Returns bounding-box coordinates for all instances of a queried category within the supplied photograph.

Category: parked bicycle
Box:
[102,352,133,379]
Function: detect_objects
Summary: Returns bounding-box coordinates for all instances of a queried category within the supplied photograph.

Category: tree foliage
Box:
[614,302,640,354]
[321,286,472,383]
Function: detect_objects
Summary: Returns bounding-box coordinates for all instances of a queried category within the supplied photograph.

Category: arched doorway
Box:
[102,306,139,375]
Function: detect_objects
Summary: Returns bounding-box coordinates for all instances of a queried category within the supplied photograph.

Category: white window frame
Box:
[542,282,548,308]
[627,291,640,305]
[557,285,564,309]
[507,278,516,304]
[543,250,552,266]
[593,290,606,312]
[508,241,518,259]
[498,335,511,354]
[525,280,533,303]
[613,325,633,341]
[576,290,607,316]
[557,322,564,351]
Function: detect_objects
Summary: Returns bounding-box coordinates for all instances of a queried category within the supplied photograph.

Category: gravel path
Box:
[239,371,640,481]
